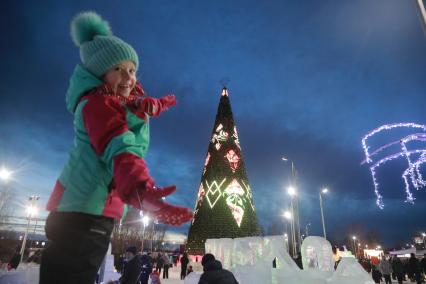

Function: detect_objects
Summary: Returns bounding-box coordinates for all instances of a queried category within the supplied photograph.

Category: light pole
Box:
[282,157,301,255]
[283,209,295,257]
[141,214,150,252]
[287,187,297,258]
[352,236,357,258]
[319,188,328,239]
[20,195,39,263]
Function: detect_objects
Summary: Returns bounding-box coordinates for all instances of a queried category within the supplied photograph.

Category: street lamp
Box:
[319,188,328,239]
[20,195,39,264]
[283,210,296,257]
[287,187,298,258]
[282,157,301,255]
[352,236,357,258]
[140,214,150,252]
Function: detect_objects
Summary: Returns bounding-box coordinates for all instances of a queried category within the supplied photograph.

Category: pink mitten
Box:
[132,186,193,226]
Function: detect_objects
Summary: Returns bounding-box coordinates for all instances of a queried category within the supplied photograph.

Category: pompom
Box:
[71,11,112,46]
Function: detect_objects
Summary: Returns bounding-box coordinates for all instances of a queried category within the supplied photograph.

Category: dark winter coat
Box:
[408,256,420,273]
[181,254,189,270]
[156,255,164,268]
[199,260,239,284]
[120,255,142,284]
[372,267,382,283]
[421,257,426,273]
[140,255,153,284]
[392,257,404,275]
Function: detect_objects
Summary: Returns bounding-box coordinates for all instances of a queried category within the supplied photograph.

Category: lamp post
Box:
[283,209,296,257]
[422,233,426,249]
[282,157,301,255]
[352,236,357,258]
[287,187,298,258]
[20,195,39,263]
[319,188,328,239]
[141,215,150,252]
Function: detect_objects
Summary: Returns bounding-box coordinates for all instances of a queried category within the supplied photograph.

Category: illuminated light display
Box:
[205,178,227,209]
[211,124,229,151]
[203,152,211,175]
[225,149,240,172]
[361,123,426,208]
[233,126,241,149]
[186,87,260,255]
[223,179,245,227]
[241,180,256,211]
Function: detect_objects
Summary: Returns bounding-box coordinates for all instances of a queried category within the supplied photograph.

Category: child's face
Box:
[103,61,137,97]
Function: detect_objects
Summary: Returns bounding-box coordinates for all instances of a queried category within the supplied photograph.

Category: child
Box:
[150,270,161,284]
[39,11,192,284]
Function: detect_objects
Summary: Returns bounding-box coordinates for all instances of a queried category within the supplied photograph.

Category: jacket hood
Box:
[204,260,223,271]
[66,64,103,113]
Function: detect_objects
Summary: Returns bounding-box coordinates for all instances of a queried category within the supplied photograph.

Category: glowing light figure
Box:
[205,178,227,208]
[211,124,229,151]
[203,152,211,175]
[361,123,426,208]
[223,179,245,227]
[225,149,240,173]
[241,180,256,211]
[233,126,241,150]
[192,183,206,223]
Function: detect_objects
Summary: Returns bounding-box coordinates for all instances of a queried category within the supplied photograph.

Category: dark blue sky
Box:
[1,0,426,247]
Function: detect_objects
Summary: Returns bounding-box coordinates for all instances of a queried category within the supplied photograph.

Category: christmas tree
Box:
[186,87,261,255]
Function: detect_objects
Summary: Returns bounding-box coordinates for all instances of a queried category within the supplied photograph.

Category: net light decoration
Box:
[186,87,260,255]
[361,123,426,208]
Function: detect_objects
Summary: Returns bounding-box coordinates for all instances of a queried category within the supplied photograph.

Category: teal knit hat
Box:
[70,11,139,78]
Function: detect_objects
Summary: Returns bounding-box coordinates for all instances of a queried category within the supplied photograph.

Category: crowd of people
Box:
[109,247,239,284]
[360,253,426,284]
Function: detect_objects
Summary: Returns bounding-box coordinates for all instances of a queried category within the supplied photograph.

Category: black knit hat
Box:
[201,253,215,266]
[126,246,137,255]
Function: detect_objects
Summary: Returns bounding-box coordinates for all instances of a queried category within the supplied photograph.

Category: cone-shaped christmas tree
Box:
[186,87,261,255]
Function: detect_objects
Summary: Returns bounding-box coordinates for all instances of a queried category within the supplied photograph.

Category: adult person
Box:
[181,252,189,280]
[139,251,153,284]
[391,255,404,284]
[379,255,393,284]
[156,253,164,275]
[198,253,238,284]
[408,253,421,284]
[119,246,141,284]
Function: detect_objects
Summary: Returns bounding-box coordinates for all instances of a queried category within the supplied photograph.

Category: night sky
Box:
[1,0,426,248]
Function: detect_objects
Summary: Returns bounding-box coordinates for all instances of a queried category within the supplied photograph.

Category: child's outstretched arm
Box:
[82,94,191,225]
[135,94,176,117]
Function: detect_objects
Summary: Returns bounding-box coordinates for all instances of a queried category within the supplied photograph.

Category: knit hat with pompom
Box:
[70,11,139,78]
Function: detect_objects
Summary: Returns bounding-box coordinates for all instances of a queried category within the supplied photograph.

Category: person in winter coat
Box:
[156,253,164,274]
[391,256,404,284]
[372,265,382,283]
[421,253,426,274]
[181,253,189,280]
[39,11,192,284]
[140,252,153,284]
[379,256,393,284]
[408,253,422,284]
[198,253,239,284]
[119,246,141,284]
[162,253,170,279]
